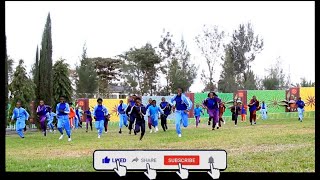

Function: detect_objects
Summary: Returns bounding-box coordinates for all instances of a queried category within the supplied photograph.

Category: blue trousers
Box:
[261,109,267,120]
[47,119,54,130]
[150,115,158,127]
[57,115,71,138]
[74,116,79,129]
[297,108,304,121]
[175,110,189,135]
[119,114,128,128]
[16,120,26,138]
[95,120,104,135]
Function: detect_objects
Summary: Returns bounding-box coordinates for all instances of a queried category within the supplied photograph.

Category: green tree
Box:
[120,43,162,95]
[75,43,98,98]
[298,77,314,87]
[169,36,198,93]
[230,22,263,89]
[218,45,239,93]
[7,56,14,83]
[31,46,39,82]
[9,60,36,123]
[158,30,176,95]
[195,25,225,91]
[52,59,73,105]
[262,58,287,90]
[38,13,53,105]
[91,57,122,96]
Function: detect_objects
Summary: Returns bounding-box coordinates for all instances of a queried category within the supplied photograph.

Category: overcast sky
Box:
[5,1,315,92]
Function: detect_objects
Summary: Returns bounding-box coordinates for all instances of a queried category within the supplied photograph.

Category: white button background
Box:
[93,150,227,171]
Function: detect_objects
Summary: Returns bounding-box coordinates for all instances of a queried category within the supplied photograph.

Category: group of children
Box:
[10,88,307,141]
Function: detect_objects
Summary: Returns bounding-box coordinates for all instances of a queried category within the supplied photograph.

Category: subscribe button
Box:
[94,150,227,171]
[164,155,200,165]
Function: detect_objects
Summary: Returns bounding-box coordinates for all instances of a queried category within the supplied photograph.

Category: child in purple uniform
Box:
[202,92,221,130]
[37,100,48,136]
[84,108,93,132]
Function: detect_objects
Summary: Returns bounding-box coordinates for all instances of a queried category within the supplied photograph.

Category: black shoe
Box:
[125,124,128,127]
[254,122,256,125]
[134,131,137,135]
[217,127,219,129]
[129,130,131,135]
[208,121,211,125]
[86,130,88,133]
[21,137,25,138]
[251,123,253,125]
[119,130,122,134]
[44,132,46,136]
[139,136,143,141]
[212,128,215,130]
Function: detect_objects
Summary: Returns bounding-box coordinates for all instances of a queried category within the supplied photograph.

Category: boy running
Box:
[193,104,204,128]
[11,101,30,138]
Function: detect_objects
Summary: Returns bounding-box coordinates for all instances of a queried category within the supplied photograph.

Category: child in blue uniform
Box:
[46,106,56,133]
[146,98,153,133]
[296,97,305,122]
[117,100,128,134]
[56,96,71,141]
[260,101,268,120]
[193,104,204,128]
[147,100,164,133]
[93,98,108,138]
[170,87,193,138]
[11,101,29,138]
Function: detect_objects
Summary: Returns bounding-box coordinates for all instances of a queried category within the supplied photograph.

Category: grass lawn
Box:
[6,117,315,172]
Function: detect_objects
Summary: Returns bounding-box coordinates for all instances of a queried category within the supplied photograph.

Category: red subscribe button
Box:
[164,155,200,165]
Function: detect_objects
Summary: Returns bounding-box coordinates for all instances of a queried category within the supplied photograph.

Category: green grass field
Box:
[6,117,315,172]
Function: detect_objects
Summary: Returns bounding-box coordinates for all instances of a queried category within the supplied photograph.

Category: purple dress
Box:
[203,97,221,125]
[37,105,48,134]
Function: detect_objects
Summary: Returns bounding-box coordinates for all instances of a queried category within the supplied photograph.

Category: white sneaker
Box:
[235,125,237,127]
[98,135,101,138]
[53,130,56,134]
[105,131,108,134]
[224,121,226,125]
[215,123,219,128]
[150,129,153,133]
[50,130,53,133]
[68,138,72,142]
[155,126,159,132]
[178,134,182,138]
[59,135,64,140]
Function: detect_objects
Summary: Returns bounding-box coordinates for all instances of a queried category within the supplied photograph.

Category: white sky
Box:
[5,1,315,92]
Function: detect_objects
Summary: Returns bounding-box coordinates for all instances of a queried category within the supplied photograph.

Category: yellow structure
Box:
[300,87,315,111]
[89,99,126,121]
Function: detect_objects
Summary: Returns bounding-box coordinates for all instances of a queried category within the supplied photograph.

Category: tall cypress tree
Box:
[39,13,53,106]
[5,36,8,125]
[34,46,39,97]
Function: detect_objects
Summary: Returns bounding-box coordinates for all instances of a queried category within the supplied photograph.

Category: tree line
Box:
[5,13,314,126]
